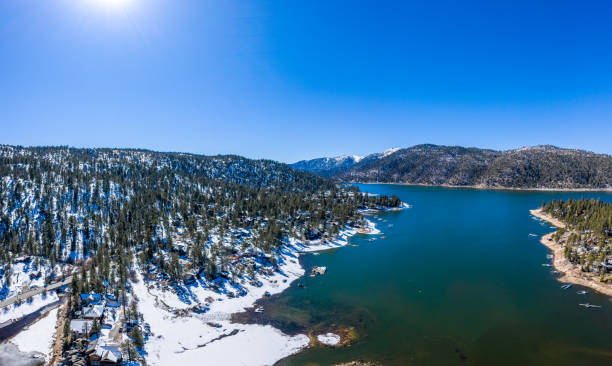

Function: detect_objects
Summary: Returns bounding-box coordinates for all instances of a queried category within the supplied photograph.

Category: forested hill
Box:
[0,145,398,274]
[294,145,612,189]
[290,155,363,177]
[541,199,612,274]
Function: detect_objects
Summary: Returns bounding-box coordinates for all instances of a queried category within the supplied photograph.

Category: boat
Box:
[528,233,537,237]
[541,264,551,267]
[561,284,572,289]
[579,303,602,308]
[546,254,554,259]
[576,290,588,295]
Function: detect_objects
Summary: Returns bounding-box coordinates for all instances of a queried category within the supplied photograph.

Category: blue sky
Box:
[1,0,611,162]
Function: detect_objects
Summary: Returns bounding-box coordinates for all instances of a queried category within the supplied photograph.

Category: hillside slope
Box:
[0,145,403,365]
[294,145,612,189]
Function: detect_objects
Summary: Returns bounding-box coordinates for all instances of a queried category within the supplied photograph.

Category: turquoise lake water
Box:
[269,185,612,366]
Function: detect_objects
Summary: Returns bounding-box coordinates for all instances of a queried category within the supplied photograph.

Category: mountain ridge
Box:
[290,144,612,189]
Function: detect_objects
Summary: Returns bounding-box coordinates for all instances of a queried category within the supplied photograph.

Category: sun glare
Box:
[91,0,134,10]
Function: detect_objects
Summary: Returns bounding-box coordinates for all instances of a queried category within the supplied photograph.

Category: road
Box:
[0,276,72,309]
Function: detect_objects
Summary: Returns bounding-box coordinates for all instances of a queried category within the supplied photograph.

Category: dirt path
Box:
[109,313,124,342]
[47,300,68,366]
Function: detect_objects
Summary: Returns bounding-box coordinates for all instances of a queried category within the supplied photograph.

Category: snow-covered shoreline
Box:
[2,213,398,366]
[135,218,386,366]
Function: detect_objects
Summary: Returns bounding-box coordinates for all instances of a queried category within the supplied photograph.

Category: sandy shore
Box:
[357,182,612,192]
[531,208,612,298]
[530,208,566,229]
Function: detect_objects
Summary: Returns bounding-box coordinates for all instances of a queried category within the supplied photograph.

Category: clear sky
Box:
[1,0,611,162]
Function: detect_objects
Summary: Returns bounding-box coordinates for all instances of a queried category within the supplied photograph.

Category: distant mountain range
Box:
[291,144,612,189]
[290,148,400,177]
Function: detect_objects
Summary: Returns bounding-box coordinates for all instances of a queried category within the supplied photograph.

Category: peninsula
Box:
[531,199,612,297]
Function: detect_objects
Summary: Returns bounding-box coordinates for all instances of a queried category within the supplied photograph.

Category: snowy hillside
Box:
[0,145,402,366]
[290,149,401,177]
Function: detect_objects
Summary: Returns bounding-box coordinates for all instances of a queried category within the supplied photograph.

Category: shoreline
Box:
[530,208,612,298]
[135,210,397,365]
[355,182,612,192]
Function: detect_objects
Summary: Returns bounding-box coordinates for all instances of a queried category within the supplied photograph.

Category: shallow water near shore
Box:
[262,185,612,365]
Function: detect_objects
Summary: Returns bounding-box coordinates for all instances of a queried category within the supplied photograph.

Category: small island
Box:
[531,199,612,297]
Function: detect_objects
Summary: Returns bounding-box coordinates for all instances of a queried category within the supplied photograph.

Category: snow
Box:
[70,319,93,334]
[132,268,309,366]
[132,218,388,366]
[294,220,379,253]
[316,333,340,346]
[145,246,305,313]
[0,292,58,323]
[92,344,122,363]
[11,307,58,362]
[333,155,363,163]
[381,147,400,157]
[0,262,50,300]
[0,343,45,366]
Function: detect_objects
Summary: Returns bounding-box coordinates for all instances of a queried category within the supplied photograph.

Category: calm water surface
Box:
[269,185,612,366]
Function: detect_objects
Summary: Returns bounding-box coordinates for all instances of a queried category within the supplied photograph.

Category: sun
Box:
[91,0,134,10]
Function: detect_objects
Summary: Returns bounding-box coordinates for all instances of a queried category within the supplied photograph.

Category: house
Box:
[82,304,105,321]
[87,341,122,366]
[70,319,93,337]
[80,292,102,305]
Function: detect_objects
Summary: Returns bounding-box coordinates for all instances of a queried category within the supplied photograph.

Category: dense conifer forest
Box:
[543,199,612,275]
[0,145,400,288]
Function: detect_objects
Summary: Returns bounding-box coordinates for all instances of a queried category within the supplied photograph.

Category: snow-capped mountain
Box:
[290,148,400,177]
[290,155,364,177]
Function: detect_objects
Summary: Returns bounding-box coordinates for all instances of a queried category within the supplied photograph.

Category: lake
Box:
[264,185,612,365]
